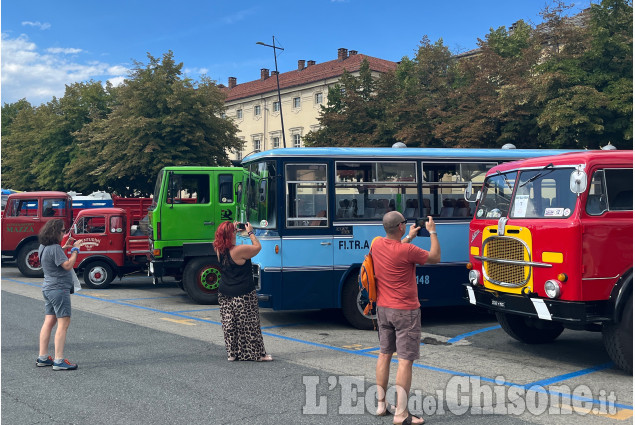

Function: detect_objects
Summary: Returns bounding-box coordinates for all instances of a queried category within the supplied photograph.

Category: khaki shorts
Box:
[377,306,421,361]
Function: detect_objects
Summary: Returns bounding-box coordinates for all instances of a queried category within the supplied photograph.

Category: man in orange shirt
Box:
[373,211,440,425]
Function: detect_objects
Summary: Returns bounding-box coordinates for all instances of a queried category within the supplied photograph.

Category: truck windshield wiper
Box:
[519,163,554,188]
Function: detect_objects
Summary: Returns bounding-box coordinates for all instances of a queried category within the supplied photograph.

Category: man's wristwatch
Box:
[405,235,411,242]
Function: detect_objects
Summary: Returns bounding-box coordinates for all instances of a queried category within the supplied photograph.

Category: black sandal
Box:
[394,413,424,425]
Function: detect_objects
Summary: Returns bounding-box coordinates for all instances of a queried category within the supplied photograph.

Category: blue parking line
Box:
[356,347,380,353]
[172,307,221,313]
[261,322,309,329]
[113,296,187,301]
[447,325,502,344]
[3,277,632,411]
[523,362,614,389]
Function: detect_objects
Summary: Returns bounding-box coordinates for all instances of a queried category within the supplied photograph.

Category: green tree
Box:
[71,51,242,196]
[304,59,394,147]
[534,0,632,149]
[1,82,113,191]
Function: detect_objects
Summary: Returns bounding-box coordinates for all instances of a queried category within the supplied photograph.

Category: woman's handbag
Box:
[71,272,82,293]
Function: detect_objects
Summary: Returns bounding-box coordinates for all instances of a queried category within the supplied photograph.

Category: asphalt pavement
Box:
[2,291,537,425]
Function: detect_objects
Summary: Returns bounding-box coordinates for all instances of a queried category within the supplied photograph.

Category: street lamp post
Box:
[257,36,286,148]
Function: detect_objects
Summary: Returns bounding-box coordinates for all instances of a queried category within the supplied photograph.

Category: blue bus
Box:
[239,147,573,329]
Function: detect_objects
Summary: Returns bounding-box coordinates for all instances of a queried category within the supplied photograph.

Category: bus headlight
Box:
[469,270,481,286]
[544,280,561,299]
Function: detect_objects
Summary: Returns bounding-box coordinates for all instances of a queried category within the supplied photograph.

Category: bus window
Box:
[286,163,328,227]
[246,161,277,229]
[421,162,496,218]
[335,161,417,220]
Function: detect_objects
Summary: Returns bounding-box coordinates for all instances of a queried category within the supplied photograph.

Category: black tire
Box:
[182,257,221,304]
[341,273,376,330]
[17,241,44,278]
[83,261,114,289]
[602,294,633,374]
[496,312,564,344]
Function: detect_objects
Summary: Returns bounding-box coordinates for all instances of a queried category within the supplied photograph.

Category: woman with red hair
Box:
[213,221,272,361]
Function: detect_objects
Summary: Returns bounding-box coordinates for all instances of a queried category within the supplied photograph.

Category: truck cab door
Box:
[160,171,215,243]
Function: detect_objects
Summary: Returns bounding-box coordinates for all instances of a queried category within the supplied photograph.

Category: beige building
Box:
[223,48,397,160]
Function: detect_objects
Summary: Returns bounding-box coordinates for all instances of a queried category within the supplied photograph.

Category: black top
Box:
[218,251,255,297]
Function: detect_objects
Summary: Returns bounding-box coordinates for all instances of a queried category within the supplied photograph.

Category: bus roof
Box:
[487,150,633,175]
[160,166,238,172]
[241,147,578,163]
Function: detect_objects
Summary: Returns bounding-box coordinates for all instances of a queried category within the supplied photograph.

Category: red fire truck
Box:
[466,150,633,372]
[61,206,151,288]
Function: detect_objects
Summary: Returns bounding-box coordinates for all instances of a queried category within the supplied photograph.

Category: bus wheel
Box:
[183,257,221,305]
[83,261,114,289]
[341,274,376,330]
[17,241,44,278]
[496,312,564,344]
[602,294,633,373]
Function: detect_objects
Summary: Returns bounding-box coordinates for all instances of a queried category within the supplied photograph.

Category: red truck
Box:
[2,191,151,279]
[61,205,152,288]
[466,150,633,372]
[1,191,73,277]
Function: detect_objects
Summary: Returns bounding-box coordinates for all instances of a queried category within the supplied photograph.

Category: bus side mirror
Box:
[570,167,587,194]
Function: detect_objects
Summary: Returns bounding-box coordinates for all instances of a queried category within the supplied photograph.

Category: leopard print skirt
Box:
[218,290,267,361]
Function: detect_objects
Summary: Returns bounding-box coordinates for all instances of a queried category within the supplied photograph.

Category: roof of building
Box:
[223,51,398,102]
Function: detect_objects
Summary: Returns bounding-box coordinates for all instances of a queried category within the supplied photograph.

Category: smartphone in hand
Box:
[236,223,246,231]
[416,217,430,237]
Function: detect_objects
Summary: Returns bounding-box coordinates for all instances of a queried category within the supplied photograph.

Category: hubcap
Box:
[199,267,221,292]
[89,267,107,284]
[26,250,41,270]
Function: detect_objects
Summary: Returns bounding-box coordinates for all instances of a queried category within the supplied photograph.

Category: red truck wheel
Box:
[495,312,564,344]
[17,241,44,278]
[83,261,114,289]
[603,293,633,373]
[182,257,221,304]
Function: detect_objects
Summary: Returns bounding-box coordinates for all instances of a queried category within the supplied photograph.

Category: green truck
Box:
[148,166,244,303]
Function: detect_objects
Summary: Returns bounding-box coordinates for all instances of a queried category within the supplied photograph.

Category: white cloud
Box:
[221,8,258,25]
[21,21,51,30]
[46,47,83,54]
[1,33,129,105]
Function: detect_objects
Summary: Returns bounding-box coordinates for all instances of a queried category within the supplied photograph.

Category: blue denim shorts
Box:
[43,289,71,318]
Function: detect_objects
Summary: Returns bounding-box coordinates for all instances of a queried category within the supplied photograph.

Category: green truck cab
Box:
[148,166,244,304]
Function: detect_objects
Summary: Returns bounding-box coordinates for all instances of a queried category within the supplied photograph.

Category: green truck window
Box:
[218,174,233,203]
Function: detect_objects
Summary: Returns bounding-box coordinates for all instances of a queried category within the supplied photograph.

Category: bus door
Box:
[281,163,335,308]
[160,171,214,242]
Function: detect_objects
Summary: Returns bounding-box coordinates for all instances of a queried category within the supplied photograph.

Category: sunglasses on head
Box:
[396,219,407,227]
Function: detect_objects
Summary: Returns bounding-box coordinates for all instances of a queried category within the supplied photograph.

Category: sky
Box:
[1,0,590,106]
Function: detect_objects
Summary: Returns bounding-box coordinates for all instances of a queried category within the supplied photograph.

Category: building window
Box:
[293,133,301,148]
[272,137,280,149]
[293,97,301,108]
[254,139,261,152]
[273,101,280,112]
[315,93,323,104]
[236,109,243,119]
[254,105,261,116]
